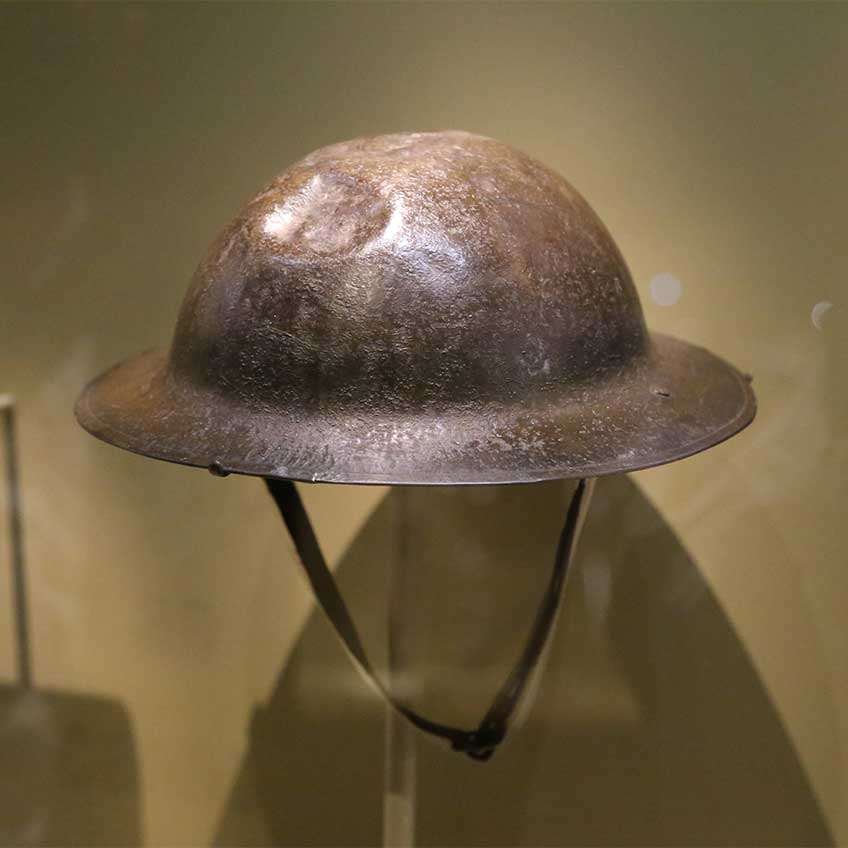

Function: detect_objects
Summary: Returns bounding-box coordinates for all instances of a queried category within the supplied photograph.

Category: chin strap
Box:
[265,477,591,761]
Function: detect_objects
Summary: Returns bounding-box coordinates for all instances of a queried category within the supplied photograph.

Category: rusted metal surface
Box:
[76,131,755,484]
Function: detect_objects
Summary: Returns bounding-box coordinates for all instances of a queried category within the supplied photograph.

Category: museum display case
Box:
[1,3,844,846]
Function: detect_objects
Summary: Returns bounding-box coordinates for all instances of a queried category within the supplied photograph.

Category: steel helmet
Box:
[76,130,755,485]
[76,131,755,760]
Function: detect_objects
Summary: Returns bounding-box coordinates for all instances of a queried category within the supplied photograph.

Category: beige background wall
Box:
[0,2,845,845]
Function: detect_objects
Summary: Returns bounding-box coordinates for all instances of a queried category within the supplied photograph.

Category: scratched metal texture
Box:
[75,131,755,485]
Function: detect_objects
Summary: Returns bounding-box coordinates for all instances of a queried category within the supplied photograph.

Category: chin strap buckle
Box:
[451,725,506,762]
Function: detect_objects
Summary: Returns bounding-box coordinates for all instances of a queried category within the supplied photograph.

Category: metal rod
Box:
[1,395,32,689]
[383,485,416,848]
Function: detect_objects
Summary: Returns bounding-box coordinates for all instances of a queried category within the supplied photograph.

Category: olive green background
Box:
[0,2,845,845]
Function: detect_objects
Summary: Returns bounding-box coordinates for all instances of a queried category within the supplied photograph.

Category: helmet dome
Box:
[76,131,754,484]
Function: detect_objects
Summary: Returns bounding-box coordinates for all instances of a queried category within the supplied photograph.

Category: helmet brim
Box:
[75,333,755,486]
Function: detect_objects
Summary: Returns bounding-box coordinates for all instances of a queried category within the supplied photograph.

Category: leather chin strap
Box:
[265,478,590,762]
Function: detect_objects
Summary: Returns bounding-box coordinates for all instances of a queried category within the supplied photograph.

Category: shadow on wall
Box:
[213,475,832,847]
[0,686,141,846]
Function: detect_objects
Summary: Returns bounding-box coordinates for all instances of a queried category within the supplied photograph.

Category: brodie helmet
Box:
[76,131,755,759]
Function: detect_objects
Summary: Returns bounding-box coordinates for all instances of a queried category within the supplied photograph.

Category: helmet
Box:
[75,130,755,485]
[75,131,755,761]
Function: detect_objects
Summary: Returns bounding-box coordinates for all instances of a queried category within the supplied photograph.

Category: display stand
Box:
[380,480,595,848]
[383,485,416,848]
